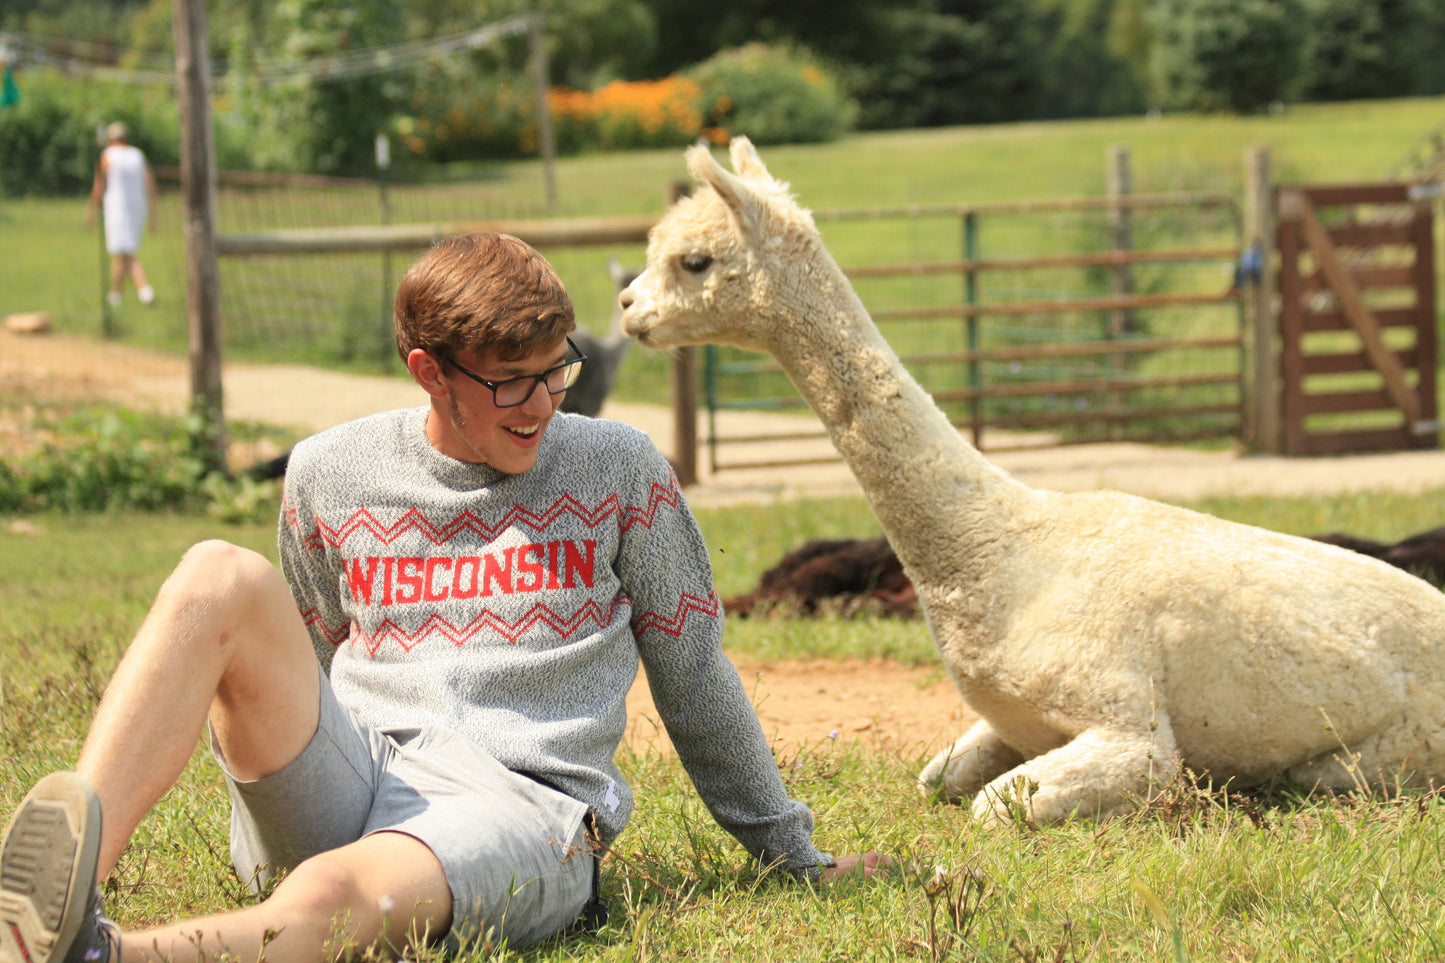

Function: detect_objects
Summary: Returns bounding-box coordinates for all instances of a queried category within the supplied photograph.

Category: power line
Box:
[0,14,532,88]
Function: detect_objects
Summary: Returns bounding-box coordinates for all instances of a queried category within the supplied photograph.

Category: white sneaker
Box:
[138,286,155,306]
[106,292,122,308]
[0,772,114,963]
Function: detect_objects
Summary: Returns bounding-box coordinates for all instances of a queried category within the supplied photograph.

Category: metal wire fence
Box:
[158,167,555,370]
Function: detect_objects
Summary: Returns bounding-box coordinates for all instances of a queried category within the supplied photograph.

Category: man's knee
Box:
[168,540,286,608]
[268,852,444,954]
[247,857,371,955]
[273,856,366,923]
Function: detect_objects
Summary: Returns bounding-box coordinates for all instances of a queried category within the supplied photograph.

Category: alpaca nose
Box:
[618,288,634,312]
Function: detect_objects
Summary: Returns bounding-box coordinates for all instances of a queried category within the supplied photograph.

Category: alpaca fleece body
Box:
[619,137,1445,824]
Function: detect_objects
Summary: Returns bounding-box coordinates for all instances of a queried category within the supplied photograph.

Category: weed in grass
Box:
[910,863,990,961]
[1131,880,1187,963]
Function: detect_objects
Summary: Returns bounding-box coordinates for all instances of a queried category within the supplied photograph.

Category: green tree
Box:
[1297,0,1430,101]
[0,0,146,41]
[542,0,658,89]
[224,0,404,175]
[633,0,879,80]
[844,0,1048,129]
[1035,0,1148,118]
[1417,1,1445,94]
[1149,0,1302,112]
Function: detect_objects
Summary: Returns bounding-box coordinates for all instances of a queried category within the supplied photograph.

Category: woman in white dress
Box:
[86,122,157,307]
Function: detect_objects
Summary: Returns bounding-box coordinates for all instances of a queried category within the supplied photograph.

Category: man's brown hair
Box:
[394,233,575,364]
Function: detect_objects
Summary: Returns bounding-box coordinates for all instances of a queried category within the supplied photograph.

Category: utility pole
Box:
[174,0,226,472]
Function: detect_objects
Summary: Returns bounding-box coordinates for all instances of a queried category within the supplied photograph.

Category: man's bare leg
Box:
[2,541,454,963]
[76,539,322,878]
[122,831,452,963]
[2,540,344,963]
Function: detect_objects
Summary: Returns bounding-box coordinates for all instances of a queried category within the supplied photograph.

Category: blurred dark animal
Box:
[560,259,638,418]
[722,535,917,618]
[726,525,1445,620]
[1312,526,1445,588]
[246,450,292,481]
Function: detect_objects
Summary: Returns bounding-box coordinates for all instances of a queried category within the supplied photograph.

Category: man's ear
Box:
[407,348,449,399]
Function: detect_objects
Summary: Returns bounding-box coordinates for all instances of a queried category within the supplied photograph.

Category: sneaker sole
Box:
[0,774,102,963]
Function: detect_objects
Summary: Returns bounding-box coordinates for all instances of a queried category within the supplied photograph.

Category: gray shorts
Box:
[210,666,593,951]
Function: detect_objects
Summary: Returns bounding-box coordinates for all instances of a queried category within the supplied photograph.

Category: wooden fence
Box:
[1276,182,1439,455]
[201,146,1443,483]
[697,173,1247,474]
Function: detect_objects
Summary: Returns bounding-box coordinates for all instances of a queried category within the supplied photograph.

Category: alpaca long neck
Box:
[765,264,1030,571]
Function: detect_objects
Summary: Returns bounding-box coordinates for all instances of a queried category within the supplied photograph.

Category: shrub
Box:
[219,0,403,176]
[686,43,856,146]
[0,407,274,521]
[399,74,705,159]
[550,77,704,152]
[394,72,538,162]
[0,71,179,197]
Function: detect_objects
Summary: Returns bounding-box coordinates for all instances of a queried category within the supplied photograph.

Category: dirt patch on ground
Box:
[624,657,970,760]
[8,327,1445,755]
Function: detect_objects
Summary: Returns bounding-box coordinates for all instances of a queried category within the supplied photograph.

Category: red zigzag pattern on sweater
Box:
[300,591,720,652]
[289,478,717,651]
[284,480,683,553]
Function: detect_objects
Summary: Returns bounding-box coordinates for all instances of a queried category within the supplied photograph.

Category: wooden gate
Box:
[1277,183,1439,455]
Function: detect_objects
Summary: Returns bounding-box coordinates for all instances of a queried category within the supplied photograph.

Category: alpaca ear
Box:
[685,141,766,236]
[728,136,771,180]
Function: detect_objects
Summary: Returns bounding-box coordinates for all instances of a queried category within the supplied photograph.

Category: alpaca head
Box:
[619,137,820,354]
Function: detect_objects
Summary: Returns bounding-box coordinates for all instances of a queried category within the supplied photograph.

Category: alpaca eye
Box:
[680,254,712,274]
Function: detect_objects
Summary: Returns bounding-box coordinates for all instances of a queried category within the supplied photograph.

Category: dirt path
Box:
[7,328,1445,755]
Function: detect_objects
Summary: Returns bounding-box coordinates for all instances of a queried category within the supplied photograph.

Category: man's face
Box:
[426,337,570,474]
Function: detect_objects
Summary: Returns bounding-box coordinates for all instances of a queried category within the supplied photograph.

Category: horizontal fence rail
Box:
[199,161,1250,478]
[215,216,659,256]
[701,184,1245,473]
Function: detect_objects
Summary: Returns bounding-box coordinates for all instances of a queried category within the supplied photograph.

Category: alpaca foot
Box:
[969,726,1181,825]
[918,719,1024,803]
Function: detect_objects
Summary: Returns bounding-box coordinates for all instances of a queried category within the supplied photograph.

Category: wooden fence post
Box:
[174,0,226,473]
[666,179,698,486]
[1107,145,1133,438]
[1244,145,1281,454]
[1107,144,1135,337]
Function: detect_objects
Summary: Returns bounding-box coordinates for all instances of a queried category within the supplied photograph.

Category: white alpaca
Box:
[619,137,1445,824]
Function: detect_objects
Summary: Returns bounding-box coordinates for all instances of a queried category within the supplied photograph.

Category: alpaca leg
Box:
[970,724,1181,826]
[1286,722,1445,793]
[918,718,1025,803]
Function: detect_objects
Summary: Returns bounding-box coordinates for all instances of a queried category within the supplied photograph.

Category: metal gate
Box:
[699,191,1246,474]
[1276,183,1439,455]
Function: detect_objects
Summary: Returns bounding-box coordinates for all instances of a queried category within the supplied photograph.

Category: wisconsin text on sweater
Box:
[345,540,600,606]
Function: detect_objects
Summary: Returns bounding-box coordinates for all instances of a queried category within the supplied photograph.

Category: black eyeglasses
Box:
[443,336,589,408]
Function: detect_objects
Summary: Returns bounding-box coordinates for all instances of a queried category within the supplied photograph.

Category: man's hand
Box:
[819,852,893,883]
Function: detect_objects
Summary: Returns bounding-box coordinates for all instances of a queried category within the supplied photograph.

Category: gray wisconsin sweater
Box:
[278,406,827,873]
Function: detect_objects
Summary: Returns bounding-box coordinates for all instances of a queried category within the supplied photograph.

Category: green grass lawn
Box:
[3,486,1445,960]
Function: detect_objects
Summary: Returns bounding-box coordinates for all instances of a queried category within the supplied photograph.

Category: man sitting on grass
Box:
[0,232,886,963]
